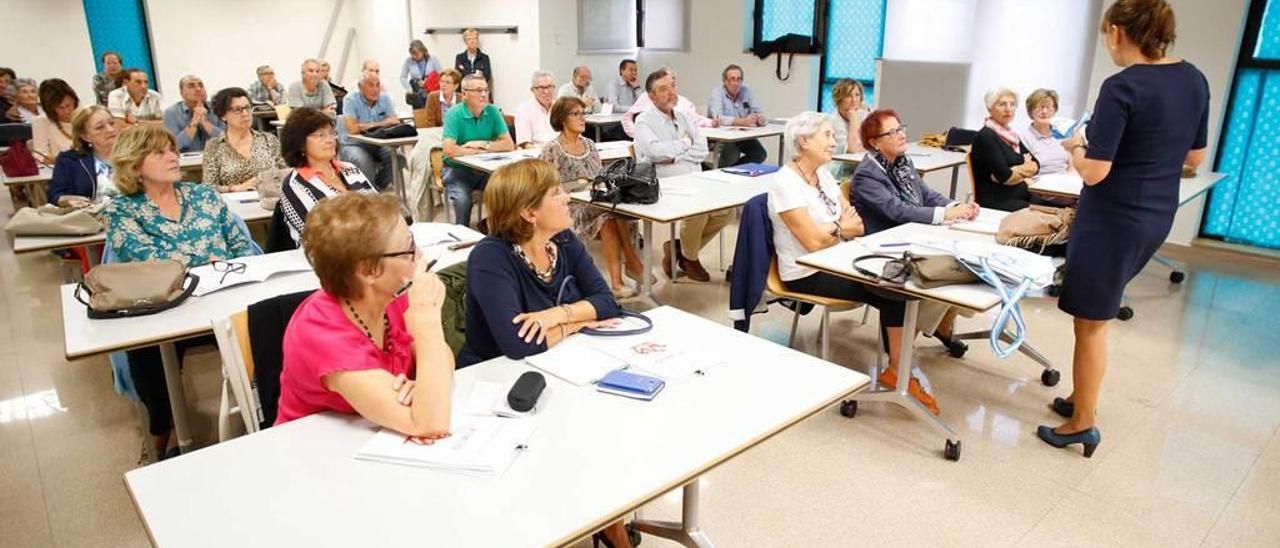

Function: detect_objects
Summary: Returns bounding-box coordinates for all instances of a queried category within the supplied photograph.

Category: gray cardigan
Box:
[850,155,952,235]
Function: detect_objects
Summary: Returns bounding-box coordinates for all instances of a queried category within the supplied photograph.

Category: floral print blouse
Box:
[104,182,257,266]
[201,130,286,192]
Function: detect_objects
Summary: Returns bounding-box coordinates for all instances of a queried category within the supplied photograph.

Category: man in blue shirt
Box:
[163,75,224,153]
[339,73,401,190]
[707,64,767,167]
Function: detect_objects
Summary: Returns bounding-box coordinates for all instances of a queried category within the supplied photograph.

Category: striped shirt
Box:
[279,160,377,243]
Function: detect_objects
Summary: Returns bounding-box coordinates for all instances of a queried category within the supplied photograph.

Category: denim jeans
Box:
[339,141,395,190]
[443,165,490,226]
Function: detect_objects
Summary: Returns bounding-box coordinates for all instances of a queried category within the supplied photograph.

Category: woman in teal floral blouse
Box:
[105,124,258,459]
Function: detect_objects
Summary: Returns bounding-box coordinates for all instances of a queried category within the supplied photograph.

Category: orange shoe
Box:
[878,368,940,415]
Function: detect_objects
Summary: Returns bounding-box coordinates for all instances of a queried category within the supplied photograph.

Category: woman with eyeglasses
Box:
[851,109,978,374]
[277,107,377,244]
[770,112,941,413]
[1018,89,1072,176]
[539,96,651,299]
[275,192,454,439]
[103,124,258,460]
[202,87,286,192]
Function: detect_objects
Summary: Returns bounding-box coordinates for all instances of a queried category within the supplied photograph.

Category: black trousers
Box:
[126,335,215,436]
[716,139,768,167]
[784,272,907,328]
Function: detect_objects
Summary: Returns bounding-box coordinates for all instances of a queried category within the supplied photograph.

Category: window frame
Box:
[751,0,828,54]
[814,0,886,110]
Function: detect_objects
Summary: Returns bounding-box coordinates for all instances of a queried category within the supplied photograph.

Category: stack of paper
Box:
[591,336,711,380]
[188,251,312,296]
[949,209,1004,235]
[525,335,625,386]
[355,416,536,476]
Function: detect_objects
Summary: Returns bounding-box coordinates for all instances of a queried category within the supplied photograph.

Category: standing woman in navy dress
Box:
[1039,0,1209,457]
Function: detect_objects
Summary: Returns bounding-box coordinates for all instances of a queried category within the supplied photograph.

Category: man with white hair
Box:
[361,59,381,78]
[339,73,401,190]
[514,70,558,148]
[248,65,286,105]
[634,68,728,282]
[162,75,223,152]
[557,65,599,114]
[286,58,336,114]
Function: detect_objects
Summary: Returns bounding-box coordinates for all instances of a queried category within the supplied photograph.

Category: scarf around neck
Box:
[870,150,921,206]
[985,117,1022,152]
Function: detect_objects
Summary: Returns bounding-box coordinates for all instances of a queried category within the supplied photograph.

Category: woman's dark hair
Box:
[1102,0,1176,59]
[101,51,122,63]
[549,96,586,132]
[211,87,250,118]
[0,68,15,80]
[38,78,79,116]
[279,107,335,167]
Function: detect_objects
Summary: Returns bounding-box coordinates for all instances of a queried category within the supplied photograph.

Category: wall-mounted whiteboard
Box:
[875,60,972,134]
[578,0,637,53]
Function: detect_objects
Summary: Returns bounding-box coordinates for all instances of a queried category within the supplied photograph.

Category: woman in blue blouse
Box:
[105,124,258,459]
[461,158,621,366]
[1041,0,1208,458]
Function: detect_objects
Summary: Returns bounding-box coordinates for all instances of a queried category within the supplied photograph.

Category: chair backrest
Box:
[247,290,313,426]
[213,310,261,438]
[265,202,298,253]
[273,104,292,122]
[430,147,445,190]
[413,108,430,128]
[502,112,516,142]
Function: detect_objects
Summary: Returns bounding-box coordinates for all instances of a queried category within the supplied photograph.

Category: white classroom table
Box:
[702,124,786,166]
[1028,170,1227,288]
[123,306,869,548]
[451,140,633,173]
[12,191,271,256]
[585,112,626,141]
[60,223,483,454]
[347,129,432,214]
[796,220,1059,461]
[2,153,204,208]
[571,169,777,300]
[832,142,969,198]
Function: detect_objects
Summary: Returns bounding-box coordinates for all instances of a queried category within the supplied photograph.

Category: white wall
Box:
[1084,0,1247,245]
[0,0,97,108]
[411,0,541,112]
[145,0,363,107]
[538,0,821,131]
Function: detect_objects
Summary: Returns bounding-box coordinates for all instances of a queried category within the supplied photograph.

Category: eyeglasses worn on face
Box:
[875,125,908,139]
[380,234,419,260]
[228,105,253,115]
[466,87,489,94]
[568,111,586,118]
[532,85,555,91]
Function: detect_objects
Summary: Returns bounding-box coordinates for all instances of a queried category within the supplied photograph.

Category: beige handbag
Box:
[4,203,104,236]
[997,205,1074,251]
[74,260,198,319]
[257,167,290,211]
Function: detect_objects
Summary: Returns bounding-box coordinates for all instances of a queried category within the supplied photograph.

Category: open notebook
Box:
[355,416,536,477]
[525,320,712,385]
[188,251,312,296]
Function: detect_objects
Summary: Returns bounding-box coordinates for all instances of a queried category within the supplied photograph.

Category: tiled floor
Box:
[3,193,1279,548]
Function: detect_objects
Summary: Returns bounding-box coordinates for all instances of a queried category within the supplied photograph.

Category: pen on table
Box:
[424,259,439,272]
[448,239,480,251]
[446,231,461,242]
[238,198,260,204]
[879,242,911,248]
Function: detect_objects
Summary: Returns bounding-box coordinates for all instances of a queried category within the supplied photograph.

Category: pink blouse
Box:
[275,290,416,425]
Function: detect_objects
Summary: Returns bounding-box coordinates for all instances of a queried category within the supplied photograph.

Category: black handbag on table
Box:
[590,158,660,208]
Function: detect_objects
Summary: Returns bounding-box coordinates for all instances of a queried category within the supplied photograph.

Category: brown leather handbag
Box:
[74,260,199,319]
[997,205,1074,252]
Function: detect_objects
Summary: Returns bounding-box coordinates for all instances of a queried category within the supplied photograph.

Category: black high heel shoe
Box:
[1051,397,1074,418]
[1036,425,1101,458]
[930,332,968,358]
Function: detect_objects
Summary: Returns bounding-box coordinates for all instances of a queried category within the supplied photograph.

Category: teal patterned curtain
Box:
[819,0,885,112]
[83,0,158,88]
[761,0,816,42]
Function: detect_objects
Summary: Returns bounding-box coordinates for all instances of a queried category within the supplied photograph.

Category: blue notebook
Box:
[721,163,781,177]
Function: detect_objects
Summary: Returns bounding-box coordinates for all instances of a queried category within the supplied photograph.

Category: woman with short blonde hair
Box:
[276,192,455,436]
[1018,88,1071,175]
[825,78,871,179]
[104,123,258,460]
[48,105,121,205]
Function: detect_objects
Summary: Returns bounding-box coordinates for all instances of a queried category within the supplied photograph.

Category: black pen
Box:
[425,259,438,272]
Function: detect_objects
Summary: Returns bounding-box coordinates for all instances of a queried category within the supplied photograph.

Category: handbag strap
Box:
[850,253,901,281]
[579,310,654,337]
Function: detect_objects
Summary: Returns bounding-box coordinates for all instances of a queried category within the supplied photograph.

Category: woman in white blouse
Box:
[769,111,939,414]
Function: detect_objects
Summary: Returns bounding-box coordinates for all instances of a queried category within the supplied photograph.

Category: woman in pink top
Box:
[276,192,454,440]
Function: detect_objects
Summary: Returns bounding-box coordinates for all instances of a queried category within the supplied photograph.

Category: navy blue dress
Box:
[1059,61,1209,320]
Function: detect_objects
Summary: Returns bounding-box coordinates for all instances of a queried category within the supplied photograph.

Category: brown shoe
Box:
[679,256,711,282]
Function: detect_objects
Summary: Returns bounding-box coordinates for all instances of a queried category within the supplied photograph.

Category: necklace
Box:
[345,299,390,352]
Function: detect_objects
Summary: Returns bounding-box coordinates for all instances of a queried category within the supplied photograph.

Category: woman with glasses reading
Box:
[202,87,286,192]
[275,193,454,439]
[278,107,377,244]
[769,112,938,413]
[103,124,258,460]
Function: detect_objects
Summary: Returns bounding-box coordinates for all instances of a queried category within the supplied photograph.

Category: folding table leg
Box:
[632,479,715,548]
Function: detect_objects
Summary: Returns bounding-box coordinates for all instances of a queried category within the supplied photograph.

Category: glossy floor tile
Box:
[4,196,1280,548]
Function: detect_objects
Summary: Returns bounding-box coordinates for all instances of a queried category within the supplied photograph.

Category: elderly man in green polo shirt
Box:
[441,73,515,227]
